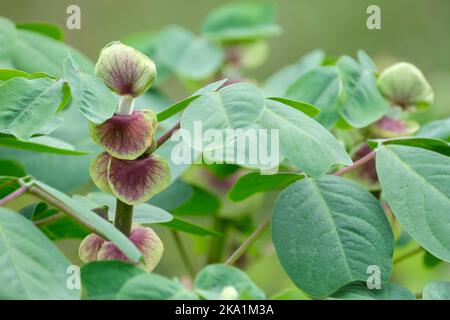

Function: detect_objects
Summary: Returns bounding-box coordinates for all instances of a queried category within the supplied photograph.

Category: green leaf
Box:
[0,207,80,299]
[0,17,16,65]
[263,50,325,96]
[357,50,377,72]
[194,264,265,300]
[0,70,69,113]
[38,216,91,240]
[266,97,320,118]
[116,273,197,300]
[16,22,63,41]
[19,201,49,220]
[158,95,199,122]
[34,181,142,262]
[0,159,26,177]
[157,79,227,122]
[181,82,266,149]
[257,99,352,177]
[0,136,89,155]
[228,172,304,201]
[63,55,117,124]
[368,137,450,156]
[12,29,94,76]
[202,2,281,42]
[77,192,173,225]
[331,283,414,300]
[423,251,442,269]
[24,201,89,241]
[156,25,224,80]
[423,281,450,300]
[285,66,341,128]
[272,176,394,297]
[161,217,222,237]
[0,77,63,140]
[416,117,450,142]
[172,186,221,216]
[336,56,389,128]
[376,145,450,261]
[81,261,145,300]
[0,176,21,198]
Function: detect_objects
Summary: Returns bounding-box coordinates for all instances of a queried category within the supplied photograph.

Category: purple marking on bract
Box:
[89,109,157,160]
[96,224,164,271]
[108,154,170,205]
[95,42,157,97]
[79,233,106,263]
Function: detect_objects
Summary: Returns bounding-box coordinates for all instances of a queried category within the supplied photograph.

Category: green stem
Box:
[207,218,228,264]
[225,215,272,266]
[393,246,423,265]
[171,230,196,278]
[114,199,133,236]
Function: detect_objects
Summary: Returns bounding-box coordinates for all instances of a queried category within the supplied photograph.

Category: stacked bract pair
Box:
[79,42,171,271]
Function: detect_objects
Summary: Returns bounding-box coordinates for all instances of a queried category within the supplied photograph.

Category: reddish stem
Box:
[156,122,180,148]
[334,150,376,176]
[0,184,28,206]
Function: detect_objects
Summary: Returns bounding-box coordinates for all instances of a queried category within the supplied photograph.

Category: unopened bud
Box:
[95,41,157,97]
[79,224,164,272]
[378,62,433,110]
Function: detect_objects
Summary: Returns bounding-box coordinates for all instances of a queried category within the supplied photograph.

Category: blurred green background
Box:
[2,0,450,298]
[1,0,449,121]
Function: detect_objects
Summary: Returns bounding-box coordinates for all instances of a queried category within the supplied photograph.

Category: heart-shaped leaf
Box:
[376,145,450,261]
[272,176,394,297]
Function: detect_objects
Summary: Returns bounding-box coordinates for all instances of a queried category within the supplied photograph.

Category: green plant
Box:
[0,2,450,301]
